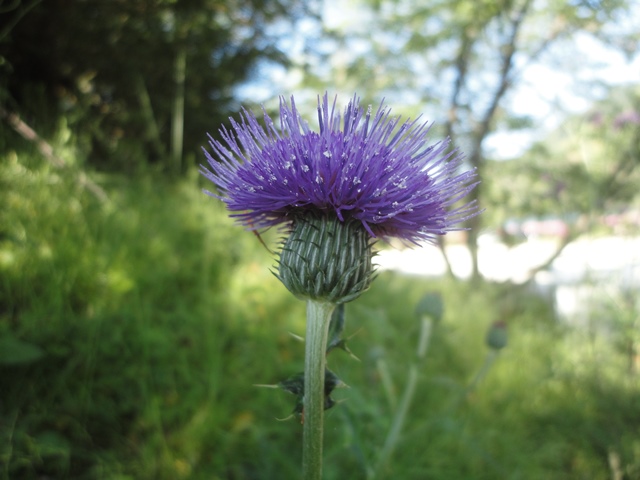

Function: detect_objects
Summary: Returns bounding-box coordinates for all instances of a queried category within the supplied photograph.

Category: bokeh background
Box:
[1,1,639,478]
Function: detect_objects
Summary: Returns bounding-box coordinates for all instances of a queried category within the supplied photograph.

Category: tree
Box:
[298,0,638,280]
[0,0,314,172]
[485,83,640,273]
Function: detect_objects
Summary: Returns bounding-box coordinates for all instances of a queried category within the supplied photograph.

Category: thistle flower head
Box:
[201,93,479,245]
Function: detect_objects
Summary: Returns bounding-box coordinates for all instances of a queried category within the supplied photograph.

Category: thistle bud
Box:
[277,214,373,304]
[485,321,508,351]
[415,291,444,323]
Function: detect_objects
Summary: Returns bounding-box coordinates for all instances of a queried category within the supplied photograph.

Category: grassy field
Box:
[1,153,639,479]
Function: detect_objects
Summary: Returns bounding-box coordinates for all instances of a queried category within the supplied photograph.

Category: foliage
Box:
[2,153,640,479]
[1,2,638,477]
[0,0,311,172]
[311,0,636,134]
[0,151,287,478]
[485,84,640,232]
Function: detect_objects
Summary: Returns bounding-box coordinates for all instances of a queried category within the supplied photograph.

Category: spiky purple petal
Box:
[201,94,479,244]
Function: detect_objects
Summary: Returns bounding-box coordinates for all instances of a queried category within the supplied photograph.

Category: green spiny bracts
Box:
[277,214,374,304]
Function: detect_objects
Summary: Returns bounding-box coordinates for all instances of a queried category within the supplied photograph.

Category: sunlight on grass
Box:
[2,153,639,479]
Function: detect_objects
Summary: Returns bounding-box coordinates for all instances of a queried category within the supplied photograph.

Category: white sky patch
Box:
[486,32,640,160]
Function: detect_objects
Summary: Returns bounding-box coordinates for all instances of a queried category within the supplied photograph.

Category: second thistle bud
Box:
[277,214,374,304]
[486,321,508,351]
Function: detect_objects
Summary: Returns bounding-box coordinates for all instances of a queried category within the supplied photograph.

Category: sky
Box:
[485,32,640,159]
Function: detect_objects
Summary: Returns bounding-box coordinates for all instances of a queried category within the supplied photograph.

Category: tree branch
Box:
[0,107,108,203]
[0,0,42,41]
[465,0,533,280]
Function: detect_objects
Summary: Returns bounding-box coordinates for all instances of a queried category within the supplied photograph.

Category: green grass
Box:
[1,153,639,479]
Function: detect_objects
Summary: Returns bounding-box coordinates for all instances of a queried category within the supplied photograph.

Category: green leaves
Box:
[327,304,360,360]
[0,335,45,365]
[259,303,360,422]
[1,0,308,172]
[258,369,347,422]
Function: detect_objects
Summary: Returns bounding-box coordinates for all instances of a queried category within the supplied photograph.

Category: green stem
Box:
[303,299,336,480]
[372,317,433,478]
[374,364,418,477]
[466,350,498,393]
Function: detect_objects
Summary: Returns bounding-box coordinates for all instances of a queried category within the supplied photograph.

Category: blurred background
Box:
[1,0,639,478]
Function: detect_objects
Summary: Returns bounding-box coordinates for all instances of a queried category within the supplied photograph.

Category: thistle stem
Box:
[372,317,433,478]
[303,299,336,480]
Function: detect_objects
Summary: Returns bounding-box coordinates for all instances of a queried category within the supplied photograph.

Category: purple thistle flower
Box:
[201,94,479,245]
[613,110,640,129]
